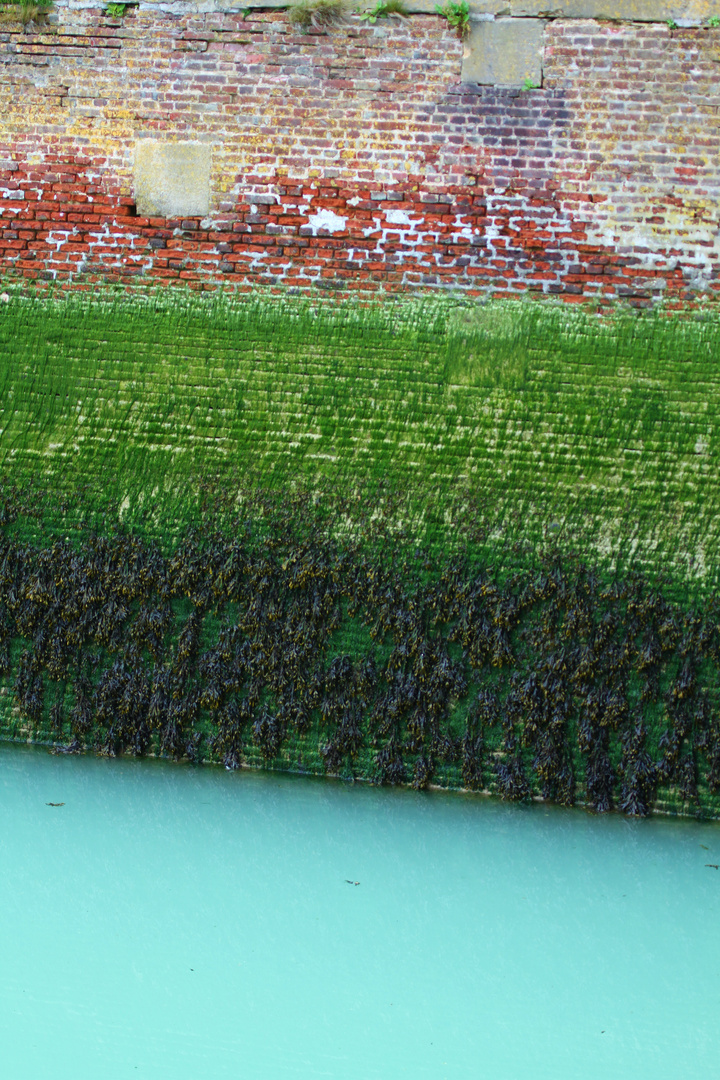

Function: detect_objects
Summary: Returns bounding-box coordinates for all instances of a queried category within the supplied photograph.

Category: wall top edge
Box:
[56,0,719,26]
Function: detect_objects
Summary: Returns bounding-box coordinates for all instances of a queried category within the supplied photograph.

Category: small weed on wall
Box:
[435,1,470,39]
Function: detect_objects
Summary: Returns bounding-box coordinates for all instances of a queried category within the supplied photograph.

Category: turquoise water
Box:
[1,745,719,1079]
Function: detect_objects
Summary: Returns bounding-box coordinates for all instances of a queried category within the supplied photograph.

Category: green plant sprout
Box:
[105,2,126,15]
[667,18,677,29]
[435,0,470,38]
[521,76,540,91]
[709,15,720,27]
[360,0,408,24]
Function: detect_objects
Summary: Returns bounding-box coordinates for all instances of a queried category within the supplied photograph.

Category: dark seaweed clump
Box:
[1,493,719,817]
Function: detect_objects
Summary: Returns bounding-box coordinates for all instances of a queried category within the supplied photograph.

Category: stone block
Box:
[126,0,719,20]
[134,141,211,218]
[461,17,543,86]
[510,0,715,25]
[405,1,510,13]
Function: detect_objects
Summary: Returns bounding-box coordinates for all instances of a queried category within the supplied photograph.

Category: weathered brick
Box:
[0,14,716,300]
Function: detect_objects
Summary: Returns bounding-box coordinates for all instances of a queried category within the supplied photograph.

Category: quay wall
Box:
[1,2,720,299]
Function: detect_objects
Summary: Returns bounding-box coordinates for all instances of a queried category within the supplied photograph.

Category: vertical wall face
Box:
[0,4,719,300]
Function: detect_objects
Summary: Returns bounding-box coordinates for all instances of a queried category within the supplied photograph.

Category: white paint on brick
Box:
[385,209,413,226]
[306,208,347,235]
[451,214,476,241]
[46,229,76,252]
[0,191,23,214]
[577,195,720,292]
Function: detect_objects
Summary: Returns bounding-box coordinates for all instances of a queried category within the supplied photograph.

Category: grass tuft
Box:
[0,0,52,27]
[360,0,408,22]
[288,0,349,30]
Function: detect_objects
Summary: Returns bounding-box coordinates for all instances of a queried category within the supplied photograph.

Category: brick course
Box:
[1,9,719,301]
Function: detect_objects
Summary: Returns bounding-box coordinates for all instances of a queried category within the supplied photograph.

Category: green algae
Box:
[0,291,718,592]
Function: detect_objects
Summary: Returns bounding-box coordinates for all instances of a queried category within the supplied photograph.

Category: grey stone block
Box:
[67,0,716,21]
[510,0,714,25]
[461,16,543,86]
[405,1,510,13]
[134,141,211,218]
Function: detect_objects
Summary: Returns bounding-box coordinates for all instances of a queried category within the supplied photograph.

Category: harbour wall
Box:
[1,1,720,299]
[1,294,720,817]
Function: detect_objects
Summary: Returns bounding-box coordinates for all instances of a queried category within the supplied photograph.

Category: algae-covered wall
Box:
[1,292,720,818]
[1,1,720,298]
[0,293,718,590]
[3,1,720,816]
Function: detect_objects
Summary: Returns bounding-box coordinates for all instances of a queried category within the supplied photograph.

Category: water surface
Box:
[1,744,719,1078]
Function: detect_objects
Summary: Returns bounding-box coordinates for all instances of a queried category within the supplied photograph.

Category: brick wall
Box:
[1,7,719,301]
